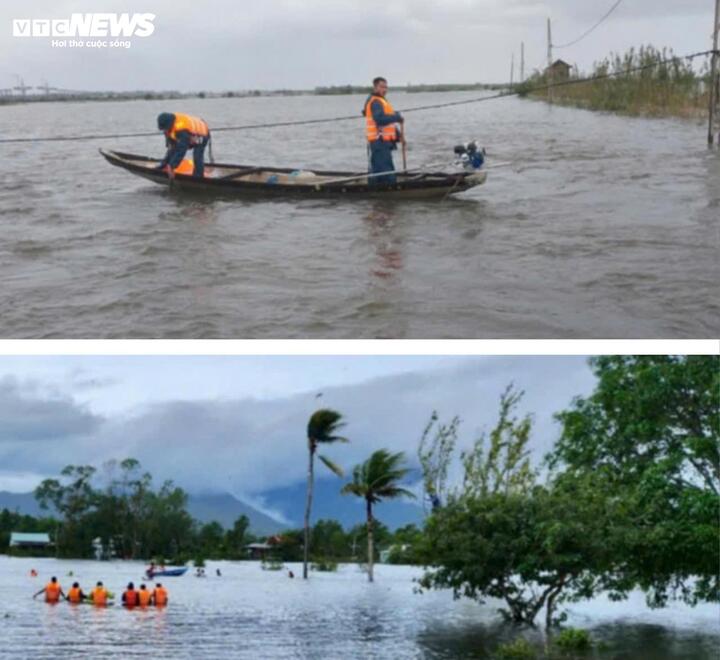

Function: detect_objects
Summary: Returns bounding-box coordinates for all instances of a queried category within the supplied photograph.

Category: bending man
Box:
[156,112,211,178]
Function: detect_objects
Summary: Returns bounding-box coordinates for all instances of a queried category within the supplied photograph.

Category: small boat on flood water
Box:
[99,149,487,199]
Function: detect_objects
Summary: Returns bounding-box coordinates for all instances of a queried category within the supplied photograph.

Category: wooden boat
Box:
[99,149,487,199]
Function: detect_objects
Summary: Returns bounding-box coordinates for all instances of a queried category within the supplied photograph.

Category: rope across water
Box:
[0,49,716,145]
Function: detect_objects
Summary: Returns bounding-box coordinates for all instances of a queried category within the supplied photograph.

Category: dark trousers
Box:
[368,141,396,186]
[192,136,210,178]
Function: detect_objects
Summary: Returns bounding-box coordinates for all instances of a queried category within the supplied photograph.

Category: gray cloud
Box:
[1,0,713,90]
[0,376,102,444]
[0,357,595,498]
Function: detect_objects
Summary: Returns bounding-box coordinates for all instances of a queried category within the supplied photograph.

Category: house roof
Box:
[551,59,571,68]
[10,532,51,546]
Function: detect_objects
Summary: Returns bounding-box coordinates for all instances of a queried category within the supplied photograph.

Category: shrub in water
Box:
[311,558,338,572]
[495,638,536,660]
[554,628,591,651]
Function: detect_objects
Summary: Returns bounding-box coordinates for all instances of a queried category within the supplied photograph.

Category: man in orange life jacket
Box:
[156,112,210,178]
[122,582,139,608]
[33,576,65,603]
[362,77,404,186]
[66,582,86,604]
[90,581,109,606]
[152,582,168,607]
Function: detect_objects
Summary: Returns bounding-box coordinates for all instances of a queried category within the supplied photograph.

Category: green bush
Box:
[311,558,338,572]
[495,638,537,660]
[261,557,284,571]
[554,628,591,651]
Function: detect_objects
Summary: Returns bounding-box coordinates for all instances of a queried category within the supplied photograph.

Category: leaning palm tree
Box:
[303,409,347,579]
[341,449,415,582]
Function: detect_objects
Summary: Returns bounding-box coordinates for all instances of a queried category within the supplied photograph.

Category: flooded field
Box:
[0,93,717,338]
[1,557,718,659]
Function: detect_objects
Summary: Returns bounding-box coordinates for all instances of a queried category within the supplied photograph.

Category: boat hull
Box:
[100,149,486,199]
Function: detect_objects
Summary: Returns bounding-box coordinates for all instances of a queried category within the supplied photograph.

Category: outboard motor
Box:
[453,140,486,171]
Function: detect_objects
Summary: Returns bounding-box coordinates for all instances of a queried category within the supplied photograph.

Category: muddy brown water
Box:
[0,93,717,338]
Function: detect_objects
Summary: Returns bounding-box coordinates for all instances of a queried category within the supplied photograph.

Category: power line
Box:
[0,49,715,146]
[554,0,625,49]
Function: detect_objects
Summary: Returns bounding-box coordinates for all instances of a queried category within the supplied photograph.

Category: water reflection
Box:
[363,202,404,281]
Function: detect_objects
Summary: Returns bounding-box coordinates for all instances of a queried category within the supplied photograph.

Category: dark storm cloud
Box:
[60,356,595,496]
[0,376,102,443]
[0,358,596,499]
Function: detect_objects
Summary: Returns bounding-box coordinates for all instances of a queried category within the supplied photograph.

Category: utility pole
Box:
[520,41,525,83]
[709,0,720,146]
[510,52,515,87]
[547,18,554,103]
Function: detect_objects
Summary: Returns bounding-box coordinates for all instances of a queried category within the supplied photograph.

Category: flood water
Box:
[0,93,717,338]
[1,557,718,659]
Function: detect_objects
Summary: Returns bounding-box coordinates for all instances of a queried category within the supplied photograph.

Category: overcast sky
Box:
[1,0,715,91]
[0,355,597,521]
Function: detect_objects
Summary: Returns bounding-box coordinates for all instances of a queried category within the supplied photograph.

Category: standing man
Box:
[362,77,404,186]
[156,112,211,178]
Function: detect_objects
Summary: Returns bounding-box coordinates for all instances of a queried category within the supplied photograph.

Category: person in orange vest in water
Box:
[152,583,168,607]
[90,581,109,606]
[33,576,65,603]
[122,582,139,608]
[66,582,86,604]
[156,112,211,178]
[137,584,152,607]
[361,77,404,186]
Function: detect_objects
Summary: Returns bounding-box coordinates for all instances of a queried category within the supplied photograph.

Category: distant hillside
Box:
[262,478,425,531]
[186,493,283,535]
[0,491,282,536]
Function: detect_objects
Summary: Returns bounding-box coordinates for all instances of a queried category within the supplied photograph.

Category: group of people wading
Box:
[155,76,404,185]
[33,575,168,608]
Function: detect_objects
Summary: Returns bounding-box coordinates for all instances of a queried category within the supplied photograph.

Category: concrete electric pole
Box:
[709,0,720,145]
[547,18,554,103]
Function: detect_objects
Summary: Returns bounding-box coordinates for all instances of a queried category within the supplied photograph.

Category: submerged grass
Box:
[522,45,713,119]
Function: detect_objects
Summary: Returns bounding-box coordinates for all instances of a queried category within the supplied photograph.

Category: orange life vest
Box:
[138,589,152,607]
[123,589,138,607]
[364,95,398,143]
[153,587,168,606]
[67,587,82,604]
[91,588,107,606]
[45,582,61,603]
[166,113,209,145]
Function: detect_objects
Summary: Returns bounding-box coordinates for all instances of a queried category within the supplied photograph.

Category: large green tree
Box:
[549,355,720,606]
[419,386,614,627]
[35,464,98,557]
[341,449,414,582]
[303,409,347,579]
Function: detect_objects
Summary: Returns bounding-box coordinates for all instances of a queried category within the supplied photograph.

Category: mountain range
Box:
[0,480,424,536]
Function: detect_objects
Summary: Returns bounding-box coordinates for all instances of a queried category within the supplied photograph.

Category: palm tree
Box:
[341,449,415,582]
[303,409,347,579]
